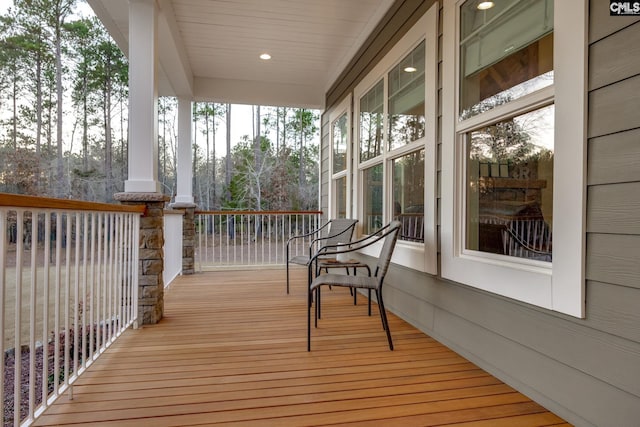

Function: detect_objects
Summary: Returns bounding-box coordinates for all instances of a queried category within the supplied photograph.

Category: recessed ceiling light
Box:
[477,1,494,10]
[404,66,417,73]
[259,53,271,60]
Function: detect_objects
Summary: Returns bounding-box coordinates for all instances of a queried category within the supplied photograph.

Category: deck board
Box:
[34,268,569,426]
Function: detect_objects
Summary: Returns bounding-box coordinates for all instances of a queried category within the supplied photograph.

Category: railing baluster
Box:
[28,211,38,422]
[14,211,24,427]
[103,215,109,348]
[108,214,115,344]
[73,214,81,378]
[0,196,142,425]
[100,213,107,353]
[82,212,89,371]
[64,213,71,389]
[54,213,62,397]
[41,212,50,412]
[193,211,322,269]
[0,210,5,423]
[125,214,131,325]
[89,213,96,362]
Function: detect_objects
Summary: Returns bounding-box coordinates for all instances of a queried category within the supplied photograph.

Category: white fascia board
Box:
[87,0,129,56]
[324,0,396,94]
[157,0,194,97]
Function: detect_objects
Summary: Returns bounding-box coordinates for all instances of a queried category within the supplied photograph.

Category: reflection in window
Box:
[335,176,347,218]
[393,150,425,242]
[360,80,384,162]
[465,105,554,261]
[459,0,553,119]
[389,40,425,150]
[332,113,347,173]
[363,164,383,234]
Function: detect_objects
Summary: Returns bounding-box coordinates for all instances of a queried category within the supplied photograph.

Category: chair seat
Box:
[289,255,311,266]
[317,257,366,266]
[310,273,377,291]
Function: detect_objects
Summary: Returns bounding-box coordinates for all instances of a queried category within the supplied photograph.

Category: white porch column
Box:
[116,0,166,326]
[174,97,194,204]
[125,0,160,193]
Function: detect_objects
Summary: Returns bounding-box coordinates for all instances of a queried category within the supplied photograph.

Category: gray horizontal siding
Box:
[588,74,640,138]
[589,3,640,43]
[588,182,640,234]
[588,128,640,185]
[585,280,640,342]
[586,233,640,289]
[589,21,640,90]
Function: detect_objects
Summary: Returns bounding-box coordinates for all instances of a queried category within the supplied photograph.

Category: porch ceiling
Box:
[87,0,395,109]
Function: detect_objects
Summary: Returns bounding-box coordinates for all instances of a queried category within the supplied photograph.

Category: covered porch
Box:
[5,0,639,425]
[33,269,568,426]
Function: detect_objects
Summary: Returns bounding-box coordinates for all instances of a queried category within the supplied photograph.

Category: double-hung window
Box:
[329,95,352,218]
[442,0,587,317]
[354,6,438,274]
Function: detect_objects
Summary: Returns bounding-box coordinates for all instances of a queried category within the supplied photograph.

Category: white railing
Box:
[0,194,144,427]
[196,210,322,270]
[163,210,183,287]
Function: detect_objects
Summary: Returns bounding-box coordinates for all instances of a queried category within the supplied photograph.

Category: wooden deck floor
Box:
[34,268,570,426]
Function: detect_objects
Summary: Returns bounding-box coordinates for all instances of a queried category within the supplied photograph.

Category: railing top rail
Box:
[0,193,146,214]
[196,210,323,215]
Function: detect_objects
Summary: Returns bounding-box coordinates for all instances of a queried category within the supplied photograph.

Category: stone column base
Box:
[115,192,169,325]
[170,202,197,275]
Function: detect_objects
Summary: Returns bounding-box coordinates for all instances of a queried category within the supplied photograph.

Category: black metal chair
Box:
[285,218,357,294]
[313,223,397,312]
[307,220,401,351]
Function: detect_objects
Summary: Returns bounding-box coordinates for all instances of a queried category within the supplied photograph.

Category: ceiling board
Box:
[88,0,394,108]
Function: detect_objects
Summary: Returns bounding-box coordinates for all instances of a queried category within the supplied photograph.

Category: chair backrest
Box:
[324,218,358,246]
[374,220,401,284]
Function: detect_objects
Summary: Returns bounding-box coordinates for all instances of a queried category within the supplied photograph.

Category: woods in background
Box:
[0,0,320,211]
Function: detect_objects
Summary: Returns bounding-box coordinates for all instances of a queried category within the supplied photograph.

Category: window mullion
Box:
[456,85,555,133]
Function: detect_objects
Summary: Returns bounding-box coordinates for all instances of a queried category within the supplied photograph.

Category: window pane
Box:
[389,40,425,150]
[465,105,554,261]
[332,113,347,173]
[459,0,553,119]
[335,176,347,218]
[363,164,383,234]
[393,150,424,242]
[359,80,384,162]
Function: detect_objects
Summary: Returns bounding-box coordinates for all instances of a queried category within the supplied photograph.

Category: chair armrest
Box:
[318,221,393,253]
[286,221,330,247]
[310,223,398,265]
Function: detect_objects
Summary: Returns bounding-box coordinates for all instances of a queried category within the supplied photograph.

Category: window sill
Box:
[358,239,433,273]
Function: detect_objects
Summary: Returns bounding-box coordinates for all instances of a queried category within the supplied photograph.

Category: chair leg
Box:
[286,261,290,294]
[316,287,322,321]
[307,288,312,351]
[367,289,372,316]
[351,267,358,305]
[376,289,393,350]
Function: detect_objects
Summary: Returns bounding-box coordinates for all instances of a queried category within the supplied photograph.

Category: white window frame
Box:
[352,5,438,274]
[329,94,352,218]
[441,0,587,317]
